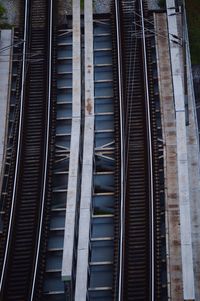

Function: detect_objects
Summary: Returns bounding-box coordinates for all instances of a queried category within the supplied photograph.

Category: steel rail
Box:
[0,0,28,292]
[139,0,155,299]
[30,0,53,298]
[114,0,125,300]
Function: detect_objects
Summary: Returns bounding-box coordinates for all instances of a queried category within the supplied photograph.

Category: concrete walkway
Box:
[155,2,200,299]
[61,0,81,285]
[187,59,200,301]
[155,13,183,300]
[0,30,12,191]
[74,0,94,298]
[183,1,200,298]
[166,0,195,299]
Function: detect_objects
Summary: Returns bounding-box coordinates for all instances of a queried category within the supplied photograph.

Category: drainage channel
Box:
[87,16,115,301]
[42,22,73,300]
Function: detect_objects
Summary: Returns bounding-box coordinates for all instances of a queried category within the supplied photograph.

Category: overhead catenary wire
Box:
[132,9,183,44]
[132,19,183,46]
[0,40,26,53]
[125,11,138,184]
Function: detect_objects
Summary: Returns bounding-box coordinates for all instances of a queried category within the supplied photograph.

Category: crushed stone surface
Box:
[94,0,111,14]
[0,0,112,27]
[0,0,20,25]
[58,0,111,17]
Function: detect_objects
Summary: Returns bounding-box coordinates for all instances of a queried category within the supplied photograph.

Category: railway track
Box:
[0,29,23,237]
[112,0,167,300]
[0,0,54,300]
[120,1,152,299]
[0,0,167,300]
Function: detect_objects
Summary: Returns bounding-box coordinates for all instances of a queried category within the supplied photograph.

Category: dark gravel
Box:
[0,0,20,25]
